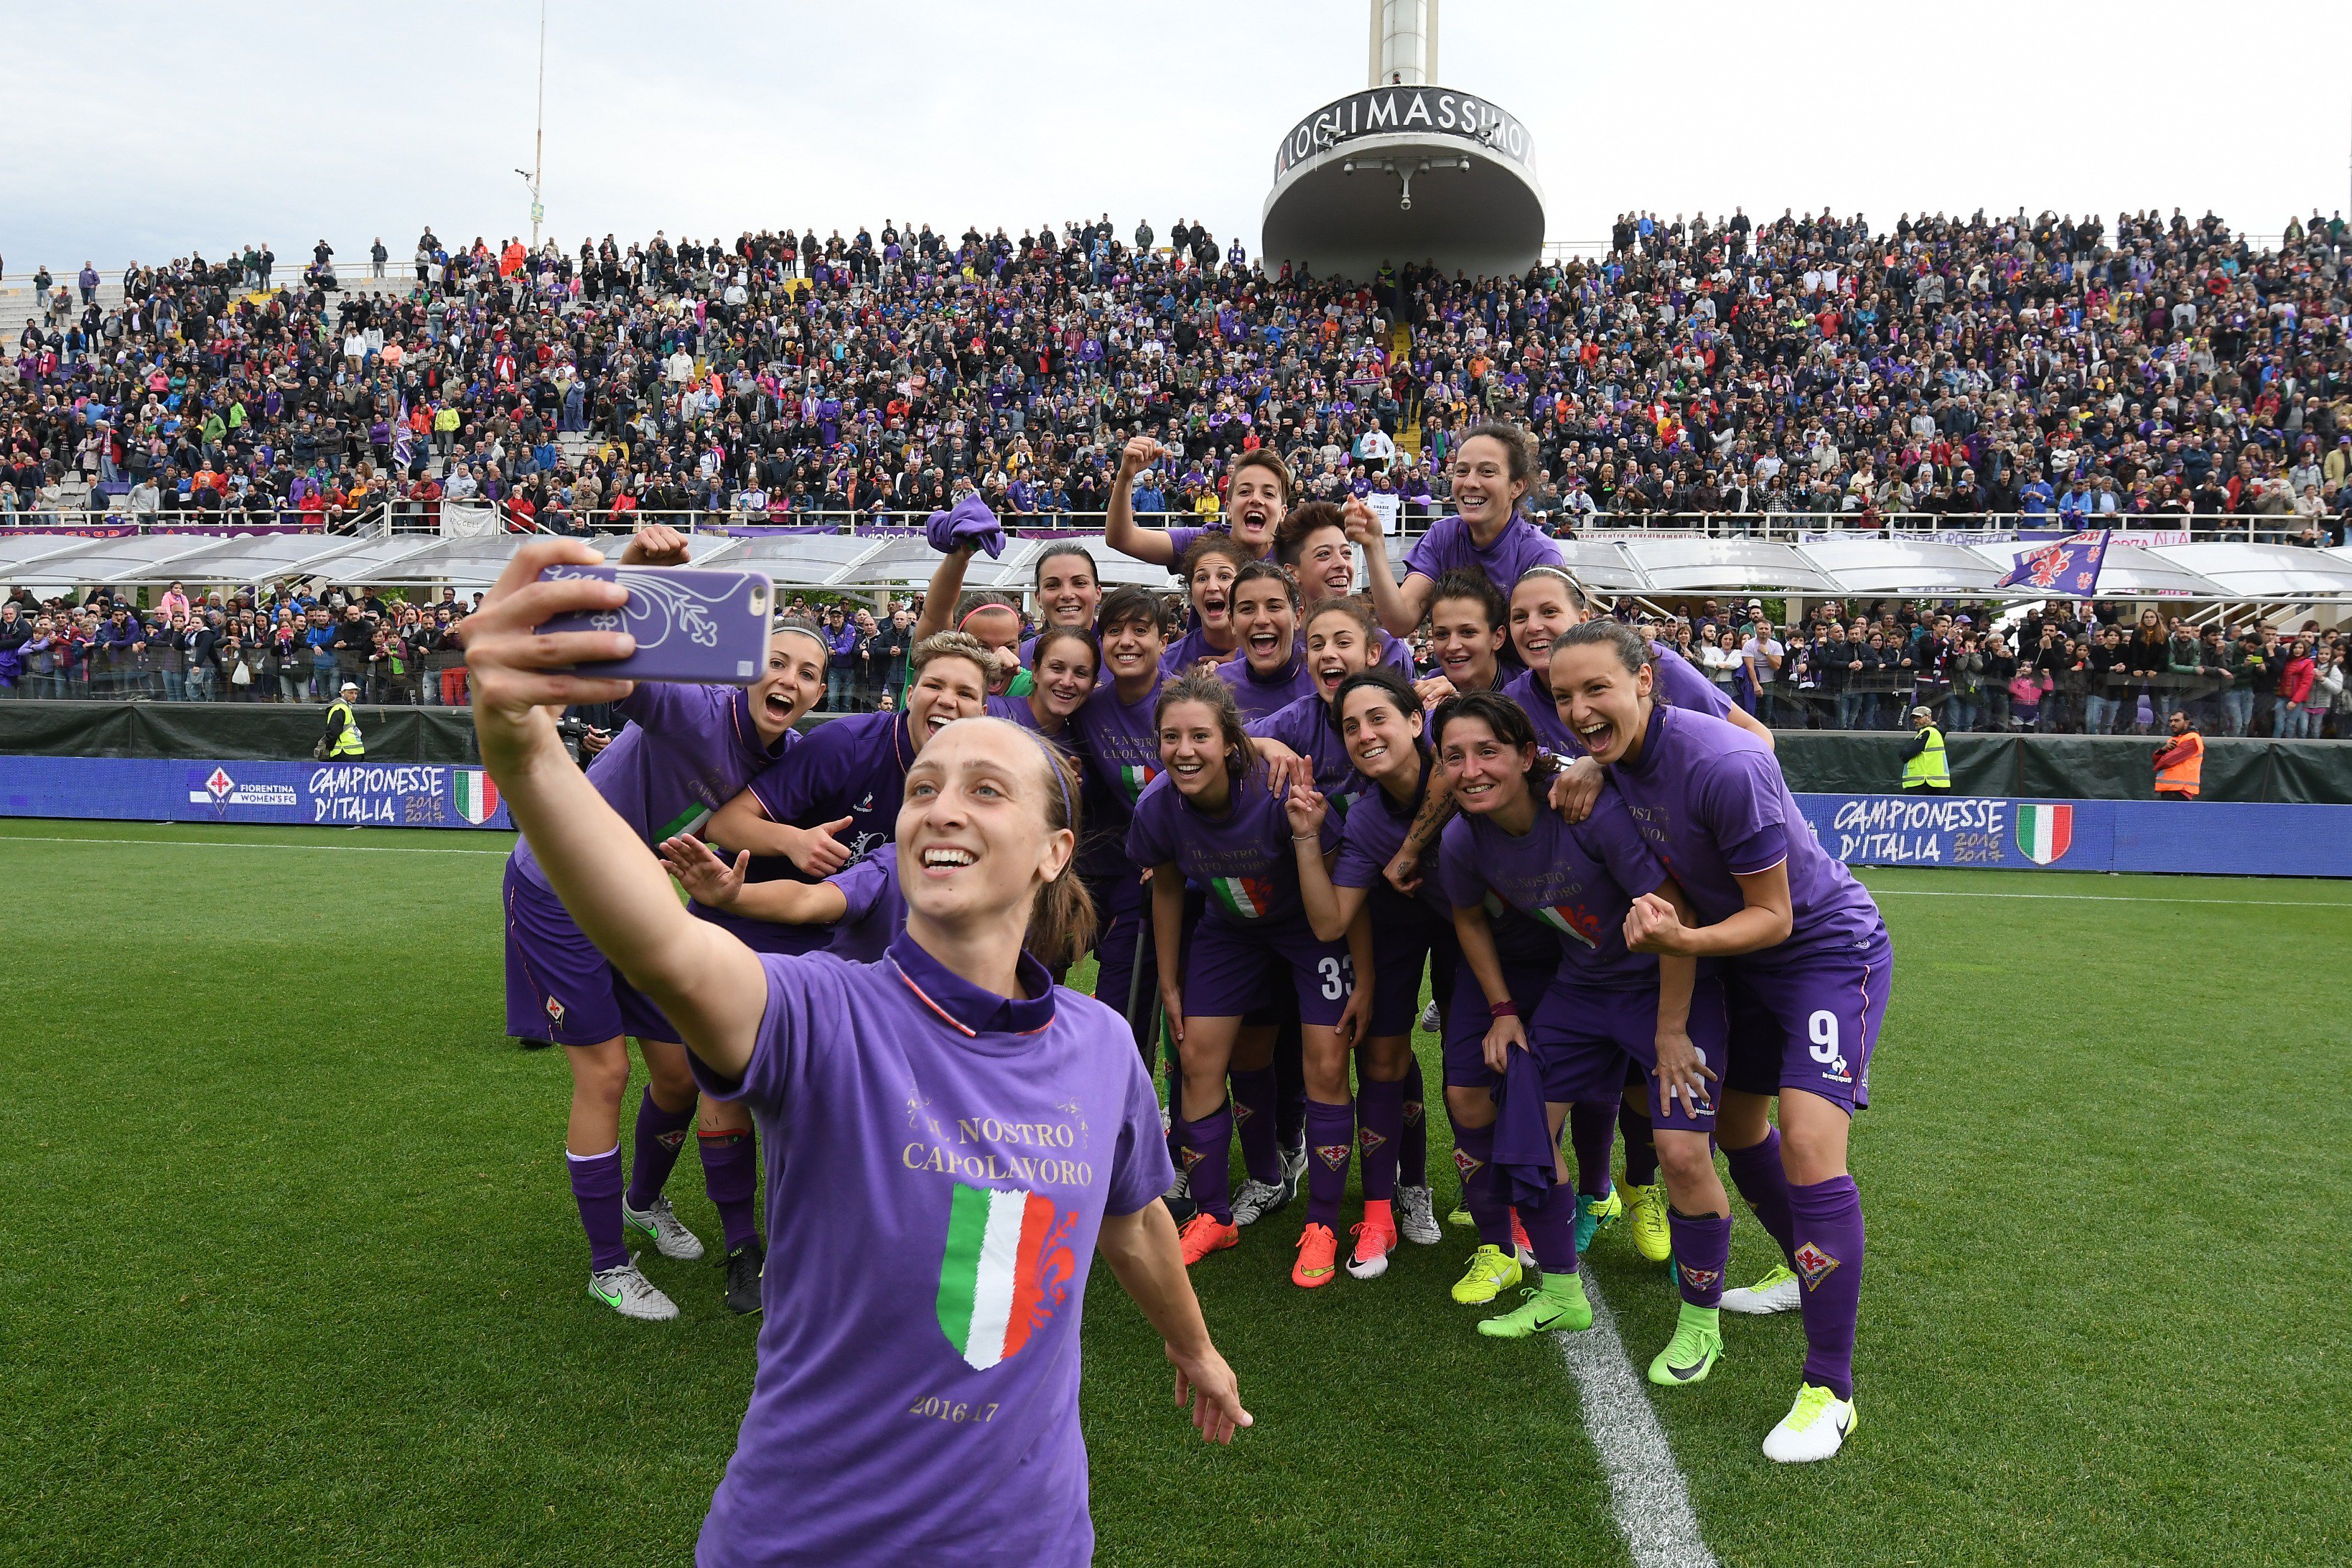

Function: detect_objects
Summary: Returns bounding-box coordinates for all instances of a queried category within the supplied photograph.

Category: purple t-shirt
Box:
[1215,649,1315,723]
[984,691,1045,733]
[1402,514,1562,594]
[1331,755,1452,924]
[1158,623,1234,675]
[824,849,907,963]
[1246,693,1363,819]
[745,710,914,869]
[1068,676,1164,875]
[1607,703,1883,966]
[1125,768,1337,925]
[1501,643,1731,757]
[691,933,1171,1567]
[512,683,790,892]
[1436,788,1666,990]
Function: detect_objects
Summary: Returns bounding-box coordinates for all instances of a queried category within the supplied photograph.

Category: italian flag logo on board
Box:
[454,770,500,825]
[935,1183,1077,1372]
[1208,874,1274,920]
[2014,803,2073,865]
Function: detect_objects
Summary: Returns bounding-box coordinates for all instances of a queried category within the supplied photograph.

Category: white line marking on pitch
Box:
[1869,887,2343,908]
[0,833,510,856]
[1554,1274,1719,1568]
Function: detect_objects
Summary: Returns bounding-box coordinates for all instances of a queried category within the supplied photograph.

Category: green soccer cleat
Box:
[1450,1243,1523,1305]
[1647,1303,1725,1386]
[1447,1203,1474,1228]
[1624,1181,1671,1262]
[1722,1261,1802,1315]
[1575,1185,1623,1254]
[1478,1271,1594,1338]
[1763,1382,1858,1463]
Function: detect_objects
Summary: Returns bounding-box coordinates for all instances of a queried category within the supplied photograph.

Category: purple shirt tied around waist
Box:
[1436,785,1666,990]
[689,932,1171,1567]
[1608,703,1883,967]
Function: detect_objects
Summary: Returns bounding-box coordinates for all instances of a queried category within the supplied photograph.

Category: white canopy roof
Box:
[2147,543,2352,602]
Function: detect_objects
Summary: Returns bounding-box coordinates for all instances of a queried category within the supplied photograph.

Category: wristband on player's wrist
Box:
[1488,999,1518,1019]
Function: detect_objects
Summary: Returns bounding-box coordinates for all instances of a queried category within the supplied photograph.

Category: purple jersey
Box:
[1402,514,1562,594]
[1125,768,1337,924]
[1331,760,1446,918]
[1503,643,1730,756]
[1158,623,1235,675]
[984,691,1047,733]
[512,682,788,891]
[825,849,908,963]
[1436,788,1666,990]
[1247,693,1363,819]
[745,710,913,868]
[1213,649,1315,722]
[691,934,1171,1567]
[1608,703,1884,966]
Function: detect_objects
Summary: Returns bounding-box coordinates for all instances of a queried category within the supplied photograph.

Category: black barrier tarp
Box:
[0,701,482,764]
[1,704,2346,802]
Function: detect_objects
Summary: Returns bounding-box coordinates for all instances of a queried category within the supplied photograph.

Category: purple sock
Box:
[566,1145,628,1272]
[1303,1098,1353,1226]
[1274,1027,1307,1149]
[1518,1184,1580,1277]
[1788,1175,1865,1400]
[1668,1208,1734,1307]
[1186,1101,1235,1223]
[1620,1101,1658,1187]
[1397,1057,1428,1187]
[623,1088,696,1210]
[698,1127,760,1252]
[1229,1067,1282,1185]
[1450,1117,1510,1250]
[1355,1078,1404,1202]
[1725,1125,1798,1264]
[1569,1101,1615,1198]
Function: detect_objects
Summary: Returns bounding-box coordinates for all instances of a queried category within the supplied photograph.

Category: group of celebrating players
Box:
[500,419,1890,1466]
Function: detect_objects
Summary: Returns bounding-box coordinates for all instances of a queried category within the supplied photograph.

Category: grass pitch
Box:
[2,818,2346,1567]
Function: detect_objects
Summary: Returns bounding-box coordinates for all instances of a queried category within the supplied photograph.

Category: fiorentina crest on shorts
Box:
[2013,802,2073,865]
[1793,1241,1841,1290]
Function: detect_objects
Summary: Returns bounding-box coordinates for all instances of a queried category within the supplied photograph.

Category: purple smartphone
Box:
[535,564,774,684]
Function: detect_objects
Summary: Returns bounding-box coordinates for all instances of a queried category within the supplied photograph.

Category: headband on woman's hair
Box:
[958,602,1015,633]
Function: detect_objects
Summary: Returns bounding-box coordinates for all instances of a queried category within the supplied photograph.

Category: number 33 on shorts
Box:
[1317,955,1353,1001]
[1807,1010,1852,1085]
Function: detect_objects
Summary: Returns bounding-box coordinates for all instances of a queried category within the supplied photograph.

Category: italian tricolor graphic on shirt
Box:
[453,770,500,825]
[1208,874,1274,920]
[1531,902,1602,948]
[935,1183,1072,1372]
[1117,762,1158,802]
[2014,803,2073,865]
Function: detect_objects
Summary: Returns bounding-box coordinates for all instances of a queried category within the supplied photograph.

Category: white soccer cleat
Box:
[589,1259,680,1321]
[622,1194,706,1261]
[1230,1176,1291,1227]
[1394,1184,1443,1246]
[1763,1383,1857,1463]
[1417,1000,1442,1034]
[1721,1262,1802,1315]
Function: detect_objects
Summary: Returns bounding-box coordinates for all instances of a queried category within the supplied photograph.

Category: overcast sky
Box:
[7,0,2346,271]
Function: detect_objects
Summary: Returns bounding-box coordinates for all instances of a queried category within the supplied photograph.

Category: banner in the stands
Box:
[1793,793,2352,877]
[0,756,512,831]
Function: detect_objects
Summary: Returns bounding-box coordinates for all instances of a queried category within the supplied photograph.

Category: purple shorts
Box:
[1367,905,1452,1038]
[1531,974,1729,1134]
[1439,957,1556,1091]
[1722,932,1893,1113]
[503,863,676,1046]
[1182,910,1353,1027]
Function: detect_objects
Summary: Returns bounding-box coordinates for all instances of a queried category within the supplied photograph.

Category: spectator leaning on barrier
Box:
[2152,709,2203,799]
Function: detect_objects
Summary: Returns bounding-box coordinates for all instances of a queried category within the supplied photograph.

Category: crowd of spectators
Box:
[6,206,2351,542]
[4,571,2343,739]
